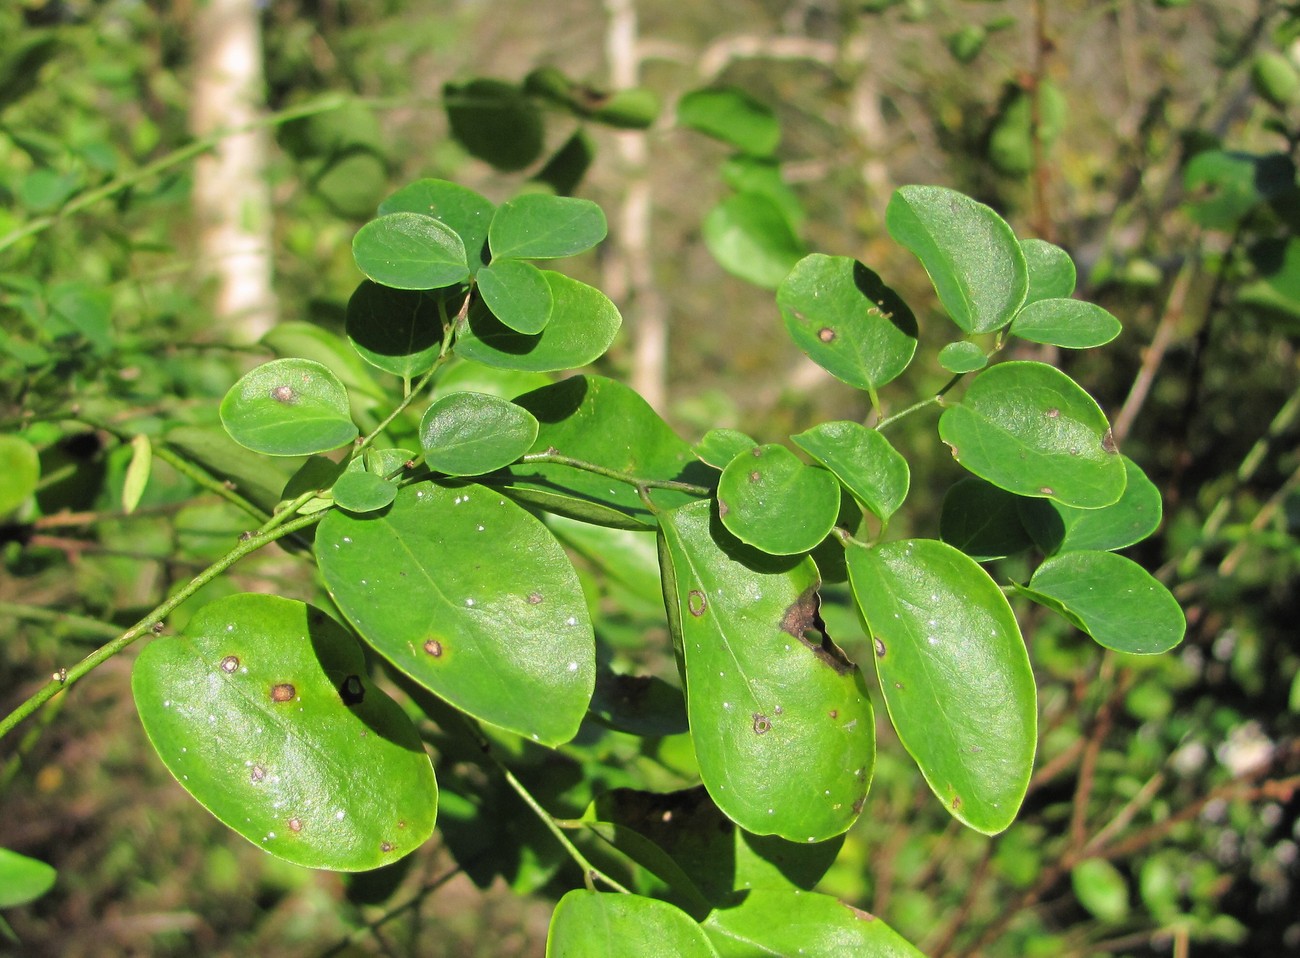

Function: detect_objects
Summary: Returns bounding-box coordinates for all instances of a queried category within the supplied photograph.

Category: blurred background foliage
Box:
[1,0,1298,955]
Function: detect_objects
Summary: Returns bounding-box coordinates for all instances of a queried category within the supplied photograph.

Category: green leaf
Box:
[121,434,152,515]
[703,889,924,958]
[1183,150,1295,230]
[0,849,56,908]
[777,254,918,390]
[420,391,539,476]
[590,87,662,129]
[885,185,1028,333]
[717,444,840,555]
[351,212,469,291]
[317,482,595,746]
[721,156,803,230]
[534,130,595,196]
[937,341,988,373]
[1071,858,1130,924]
[1010,298,1122,348]
[220,358,359,457]
[940,477,1034,561]
[0,435,40,515]
[1021,238,1076,303]
[131,594,436,871]
[476,259,554,333]
[790,421,909,523]
[453,271,621,373]
[694,429,758,470]
[344,281,445,378]
[678,88,780,155]
[444,78,544,172]
[547,890,719,957]
[331,468,398,514]
[847,539,1036,834]
[938,361,1126,509]
[658,501,875,842]
[1021,551,1185,654]
[504,376,704,528]
[48,282,112,356]
[488,193,607,261]
[1017,456,1162,554]
[165,426,300,513]
[261,320,387,407]
[703,193,804,290]
[378,178,495,273]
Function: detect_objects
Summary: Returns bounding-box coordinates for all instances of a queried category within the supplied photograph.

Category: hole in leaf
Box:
[339,674,365,705]
[782,586,853,675]
[687,590,707,616]
[752,713,772,735]
[271,683,296,703]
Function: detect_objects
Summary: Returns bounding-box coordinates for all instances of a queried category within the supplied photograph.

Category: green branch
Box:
[518,452,713,500]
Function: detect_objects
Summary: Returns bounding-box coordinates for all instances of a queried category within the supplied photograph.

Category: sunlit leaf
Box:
[703,889,925,958]
[121,433,152,515]
[0,435,40,515]
[548,890,719,957]
[937,341,987,373]
[488,193,607,260]
[220,358,358,457]
[703,193,803,289]
[790,421,909,523]
[1017,456,1162,554]
[420,391,539,476]
[352,212,469,291]
[1010,298,1121,348]
[378,178,495,272]
[476,258,554,333]
[1021,238,1076,304]
[717,444,840,555]
[0,849,56,908]
[678,87,780,155]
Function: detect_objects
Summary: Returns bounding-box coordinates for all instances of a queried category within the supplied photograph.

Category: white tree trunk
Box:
[190,0,278,343]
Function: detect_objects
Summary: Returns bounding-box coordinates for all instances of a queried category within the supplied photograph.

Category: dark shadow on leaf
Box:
[852,261,919,340]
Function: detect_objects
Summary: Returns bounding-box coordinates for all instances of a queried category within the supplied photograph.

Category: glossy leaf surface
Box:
[476,258,554,333]
[1021,238,1076,303]
[717,444,840,555]
[488,193,607,260]
[344,281,444,378]
[938,361,1125,508]
[1022,551,1185,654]
[547,890,719,958]
[317,482,595,745]
[659,501,875,842]
[505,376,704,528]
[351,212,469,290]
[847,539,1035,834]
[790,422,909,523]
[694,428,758,470]
[378,178,495,272]
[1018,456,1162,554]
[0,848,56,908]
[937,341,987,373]
[703,193,803,289]
[132,594,436,870]
[677,87,780,155]
[220,358,358,457]
[886,185,1027,333]
[777,254,918,390]
[703,889,924,958]
[453,271,621,372]
[331,468,397,513]
[420,391,539,476]
[1010,298,1122,348]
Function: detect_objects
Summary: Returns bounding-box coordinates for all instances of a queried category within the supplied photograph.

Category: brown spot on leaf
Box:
[852,794,866,815]
[1046,407,1060,419]
[818,327,836,343]
[270,385,297,404]
[873,637,886,658]
[750,446,763,457]
[271,683,295,703]
[1102,429,1118,454]
[752,713,772,735]
[781,585,853,675]
[1040,486,1054,495]
[829,709,838,719]
[424,639,444,658]
[748,469,761,483]
[287,817,303,833]
[717,499,729,517]
[687,590,707,617]
[339,674,365,706]
[250,765,266,783]
[527,592,543,605]
[951,795,962,810]
[380,841,395,853]
[220,655,239,673]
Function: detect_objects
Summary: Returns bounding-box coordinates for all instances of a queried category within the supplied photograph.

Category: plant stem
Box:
[518,452,712,499]
[0,510,323,743]
[875,373,964,431]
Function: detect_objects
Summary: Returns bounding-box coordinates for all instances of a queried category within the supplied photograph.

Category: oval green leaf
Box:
[777,254,918,390]
[940,477,1034,561]
[504,376,704,528]
[0,434,40,515]
[548,890,719,958]
[1072,858,1130,924]
[344,280,445,378]
[847,539,1036,834]
[352,211,469,290]
[131,594,437,871]
[717,444,840,556]
[420,390,539,476]
[488,193,608,261]
[938,361,1126,509]
[937,341,988,373]
[678,87,780,155]
[790,421,909,523]
[476,258,554,333]
[885,185,1028,333]
[659,501,875,842]
[220,358,359,456]
[378,178,495,272]
[694,428,758,470]
[1010,298,1122,348]
[0,848,56,908]
[444,78,544,172]
[1017,455,1162,554]
[703,193,804,290]
[121,433,152,515]
[331,468,398,513]
[1021,238,1076,304]
[1022,551,1185,654]
[317,482,595,745]
[703,889,924,958]
[453,271,621,372]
